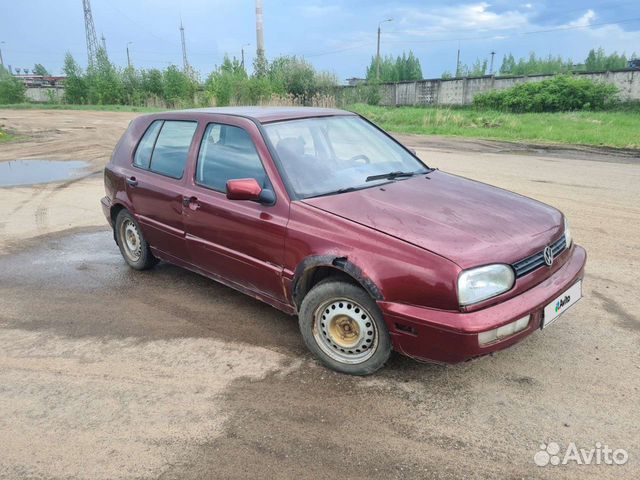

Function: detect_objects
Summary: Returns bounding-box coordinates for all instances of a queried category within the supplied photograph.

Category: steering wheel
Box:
[349,154,371,165]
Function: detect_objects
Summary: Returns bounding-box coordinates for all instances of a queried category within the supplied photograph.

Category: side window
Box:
[133,120,163,169]
[148,121,198,179]
[196,123,268,192]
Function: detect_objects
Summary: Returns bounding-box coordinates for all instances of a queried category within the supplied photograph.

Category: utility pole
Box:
[126,42,132,68]
[82,0,99,67]
[256,0,265,58]
[241,43,251,70]
[376,18,392,81]
[180,20,190,74]
[101,34,107,52]
[456,45,461,77]
[0,42,5,69]
[489,51,496,75]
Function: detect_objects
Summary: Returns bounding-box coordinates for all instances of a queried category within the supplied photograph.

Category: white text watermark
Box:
[534,442,629,467]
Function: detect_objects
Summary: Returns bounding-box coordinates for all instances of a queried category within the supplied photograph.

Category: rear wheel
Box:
[299,280,391,375]
[115,210,157,270]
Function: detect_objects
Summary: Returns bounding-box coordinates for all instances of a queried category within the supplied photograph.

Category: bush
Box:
[0,66,26,104]
[336,82,382,107]
[473,75,619,112]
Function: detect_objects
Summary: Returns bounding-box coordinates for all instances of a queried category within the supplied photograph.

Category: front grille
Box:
[512,235,567,278]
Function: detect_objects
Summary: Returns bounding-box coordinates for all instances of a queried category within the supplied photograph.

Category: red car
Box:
[101,107,586,375]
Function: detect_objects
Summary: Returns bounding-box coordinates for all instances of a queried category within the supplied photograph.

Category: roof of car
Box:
[178,106,356,123]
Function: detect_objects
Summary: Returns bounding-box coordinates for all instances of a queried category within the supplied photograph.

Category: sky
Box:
[1,0,639,82]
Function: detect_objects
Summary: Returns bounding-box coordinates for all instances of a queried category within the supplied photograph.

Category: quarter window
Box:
[133,120,162,169]
[196,123,268,192]
[149,121,198,179]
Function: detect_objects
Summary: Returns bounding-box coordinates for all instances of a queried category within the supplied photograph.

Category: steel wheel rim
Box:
[120,219,142,261]
[312,297,378,364]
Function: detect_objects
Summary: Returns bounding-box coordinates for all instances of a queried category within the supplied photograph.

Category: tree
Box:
[205,55,248,106]
[85,48,123,104]
[140,69,164,98]
[585,48,628,71]
[365,51,423,82]
[163,65,197,106]
[269,56,316,97]
[62,52,87,104]
[253,50,268,77]
[33,64,50,76]
[122,66,142,104]
[468,58,488,76]
[0,65,26,103]
[499,52,573,75]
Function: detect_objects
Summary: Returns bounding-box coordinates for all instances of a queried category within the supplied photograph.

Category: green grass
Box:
[2,102,639,149]
[349,104,640,150]
[0,103,164,113]
[0,128,15,143]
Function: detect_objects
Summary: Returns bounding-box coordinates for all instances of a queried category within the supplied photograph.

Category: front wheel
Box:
[115,209,157,270]
[299,280,391,375]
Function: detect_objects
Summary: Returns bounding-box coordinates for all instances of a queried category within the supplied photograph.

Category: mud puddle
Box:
[0,159,92,187]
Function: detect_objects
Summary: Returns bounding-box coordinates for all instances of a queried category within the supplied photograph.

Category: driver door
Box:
[182,118,289,302]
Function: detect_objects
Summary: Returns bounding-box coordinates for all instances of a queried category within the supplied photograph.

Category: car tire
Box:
[115,209,157,270]
[299,279,391,375]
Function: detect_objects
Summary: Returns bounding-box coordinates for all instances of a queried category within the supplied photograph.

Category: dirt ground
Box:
[0,109,638,479]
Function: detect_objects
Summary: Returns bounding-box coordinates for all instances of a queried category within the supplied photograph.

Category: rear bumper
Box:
[100,196,112,226]
[379,244,587,364]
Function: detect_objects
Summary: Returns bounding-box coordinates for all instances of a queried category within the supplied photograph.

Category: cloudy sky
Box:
[1,0,639,81]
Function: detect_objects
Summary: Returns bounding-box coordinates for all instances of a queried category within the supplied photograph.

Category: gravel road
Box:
[0,109,638,479]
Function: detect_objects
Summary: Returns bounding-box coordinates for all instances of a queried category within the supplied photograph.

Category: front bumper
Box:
[379,244,587,364]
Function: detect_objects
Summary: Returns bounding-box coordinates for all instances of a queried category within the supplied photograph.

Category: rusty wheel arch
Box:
[291,255,383,309]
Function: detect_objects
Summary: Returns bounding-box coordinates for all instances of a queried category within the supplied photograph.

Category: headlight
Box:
[458,264,515,306]
[564,216,572,248]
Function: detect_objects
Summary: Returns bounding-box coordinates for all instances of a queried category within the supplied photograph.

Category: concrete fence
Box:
[25,86,65,103]
[23,70,640,107]
[345,69,640,107]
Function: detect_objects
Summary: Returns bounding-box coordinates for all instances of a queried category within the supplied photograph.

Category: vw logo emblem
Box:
[543,246,554,266]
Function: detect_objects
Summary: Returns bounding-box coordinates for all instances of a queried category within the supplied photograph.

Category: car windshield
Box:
[263,115,429,198]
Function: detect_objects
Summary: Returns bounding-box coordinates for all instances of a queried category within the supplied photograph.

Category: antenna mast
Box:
[82,0,100,67]
[180,20,190,74]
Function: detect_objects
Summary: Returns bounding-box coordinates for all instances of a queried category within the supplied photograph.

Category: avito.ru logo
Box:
[555,295,571,312]
[534,442,629,467]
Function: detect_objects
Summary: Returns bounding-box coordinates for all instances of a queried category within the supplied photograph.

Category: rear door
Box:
[125,119,198,262]
[182,117,290,301]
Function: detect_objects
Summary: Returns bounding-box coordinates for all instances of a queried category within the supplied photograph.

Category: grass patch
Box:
[349,104,640,150]
[0,103,164,113]
[0,128,16,143]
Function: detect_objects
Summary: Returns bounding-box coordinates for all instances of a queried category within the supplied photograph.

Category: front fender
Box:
[291,254,383,308]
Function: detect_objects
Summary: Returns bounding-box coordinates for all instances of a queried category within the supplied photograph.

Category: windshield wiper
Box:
[306,186,361,199]
[365,171,418,182]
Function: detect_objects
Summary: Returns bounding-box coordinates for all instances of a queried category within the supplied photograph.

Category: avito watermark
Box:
[534,442,629,467]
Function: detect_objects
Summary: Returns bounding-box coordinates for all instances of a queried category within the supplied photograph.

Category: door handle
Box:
[183,196,200,210]
[126,176,138,187]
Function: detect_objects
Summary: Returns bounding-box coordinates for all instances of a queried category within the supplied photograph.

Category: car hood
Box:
[302,170,563,269]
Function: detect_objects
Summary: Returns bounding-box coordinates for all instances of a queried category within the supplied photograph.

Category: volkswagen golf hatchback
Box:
[102,107,586,375]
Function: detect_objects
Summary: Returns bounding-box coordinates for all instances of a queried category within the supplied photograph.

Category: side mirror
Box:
[408,147,417,156]
[226,178,275,205]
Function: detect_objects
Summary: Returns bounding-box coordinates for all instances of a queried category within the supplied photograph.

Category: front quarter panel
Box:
[285,201,461,311]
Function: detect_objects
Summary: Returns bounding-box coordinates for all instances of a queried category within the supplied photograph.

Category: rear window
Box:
[133,119,198,179]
